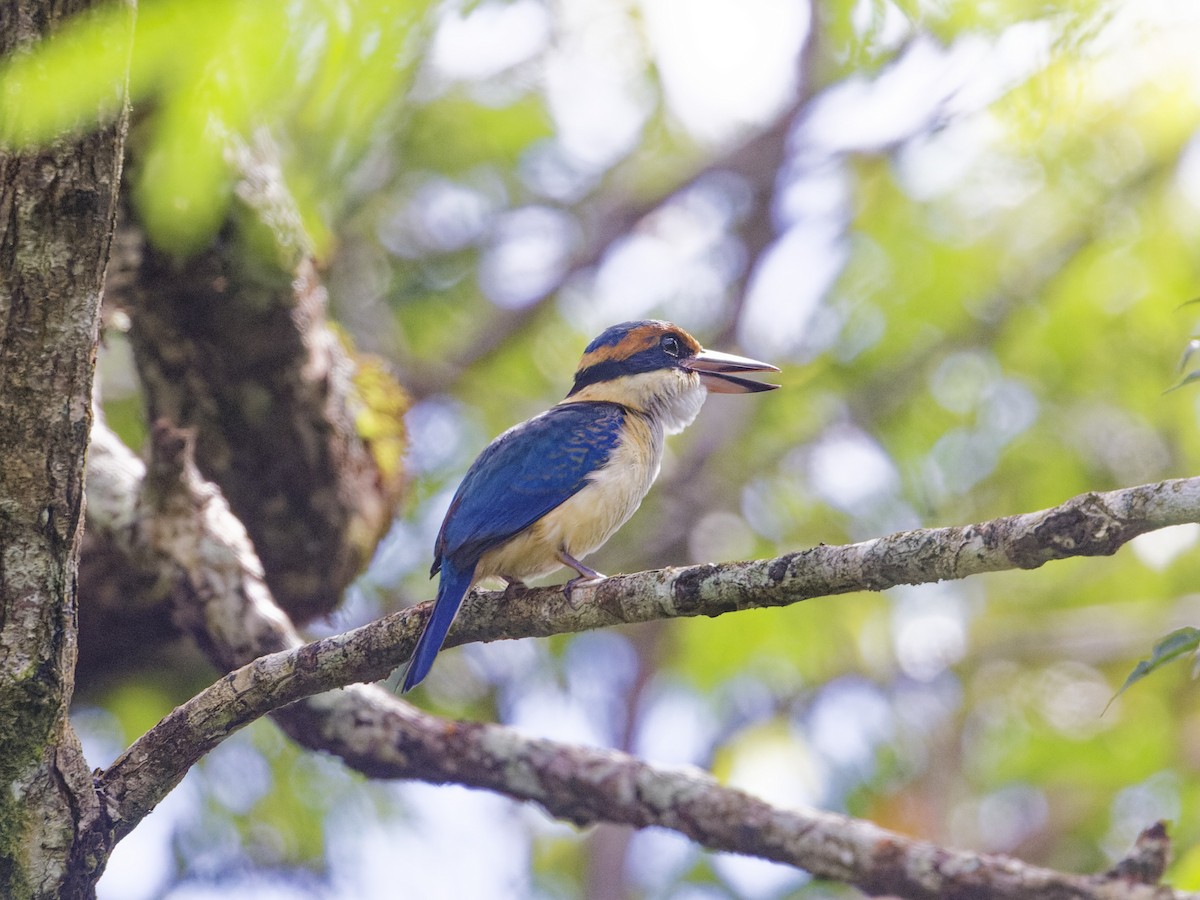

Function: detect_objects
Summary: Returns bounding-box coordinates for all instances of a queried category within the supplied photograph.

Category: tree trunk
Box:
[0,0,130,895]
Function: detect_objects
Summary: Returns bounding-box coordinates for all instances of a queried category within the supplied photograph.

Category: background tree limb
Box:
[118,137,408,625]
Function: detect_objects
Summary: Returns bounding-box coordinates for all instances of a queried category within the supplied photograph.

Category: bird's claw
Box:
[562,572,606,607]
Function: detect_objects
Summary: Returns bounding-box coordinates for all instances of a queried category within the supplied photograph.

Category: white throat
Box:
[566,369,708,435]
[653,376,707,434]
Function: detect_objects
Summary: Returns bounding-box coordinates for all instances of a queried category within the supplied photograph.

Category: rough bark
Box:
[0,0,129,895]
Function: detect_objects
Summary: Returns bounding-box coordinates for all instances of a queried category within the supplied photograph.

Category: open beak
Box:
[681,348,781,394]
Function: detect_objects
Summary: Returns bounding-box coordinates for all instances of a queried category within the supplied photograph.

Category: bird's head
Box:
[564,320,779,432]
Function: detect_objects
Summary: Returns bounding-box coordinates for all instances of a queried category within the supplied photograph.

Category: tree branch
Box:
[432,475,1200,650]
[103,666,1198,900]
[85,417,1200,897]
[269,694,1197,900]
[105,473,1200,774]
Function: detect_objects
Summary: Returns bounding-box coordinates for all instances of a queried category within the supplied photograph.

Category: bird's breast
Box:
[475,412,663,581]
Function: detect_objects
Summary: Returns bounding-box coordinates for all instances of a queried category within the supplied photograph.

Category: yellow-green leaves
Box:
[1,0,432,254]
[0,1,136,145]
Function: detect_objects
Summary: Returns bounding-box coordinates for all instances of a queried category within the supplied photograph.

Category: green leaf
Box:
[1112,627,1200,704]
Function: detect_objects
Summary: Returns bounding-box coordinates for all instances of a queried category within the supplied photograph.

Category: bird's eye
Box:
[661,335,682,357]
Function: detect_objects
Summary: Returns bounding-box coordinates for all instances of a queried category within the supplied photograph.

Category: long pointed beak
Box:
[681,348,781,394]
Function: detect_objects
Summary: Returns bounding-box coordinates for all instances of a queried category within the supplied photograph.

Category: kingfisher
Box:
[402,320,779,692]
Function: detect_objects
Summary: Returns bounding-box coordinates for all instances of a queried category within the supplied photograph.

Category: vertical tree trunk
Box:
[0,1,130,895]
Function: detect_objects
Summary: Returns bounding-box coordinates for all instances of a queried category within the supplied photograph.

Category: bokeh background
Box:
[15,0,1200,895]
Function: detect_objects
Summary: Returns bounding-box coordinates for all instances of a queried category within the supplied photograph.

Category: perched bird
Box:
[402,320,779,692]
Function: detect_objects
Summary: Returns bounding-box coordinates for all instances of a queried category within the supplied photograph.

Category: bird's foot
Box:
[557,550,606,608]
[562,573,607,607]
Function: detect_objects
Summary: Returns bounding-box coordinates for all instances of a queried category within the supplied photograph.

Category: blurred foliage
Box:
[15,0,1200,896]
[1,0,432,253]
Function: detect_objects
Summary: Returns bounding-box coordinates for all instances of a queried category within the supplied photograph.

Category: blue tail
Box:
[402,558,475,692]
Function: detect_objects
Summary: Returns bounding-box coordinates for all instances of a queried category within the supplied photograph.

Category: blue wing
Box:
[434,401,627,571]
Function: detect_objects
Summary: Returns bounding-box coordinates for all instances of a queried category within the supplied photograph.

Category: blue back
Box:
[434,401,627,572]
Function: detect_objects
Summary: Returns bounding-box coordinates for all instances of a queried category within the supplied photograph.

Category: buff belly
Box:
[475,414,663,583]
